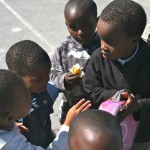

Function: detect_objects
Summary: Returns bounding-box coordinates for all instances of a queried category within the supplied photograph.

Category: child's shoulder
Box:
[92,47,101,57]
[47,82,59,102]
[56,36,73,51]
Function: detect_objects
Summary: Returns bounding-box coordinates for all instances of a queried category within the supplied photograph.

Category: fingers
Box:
[120,95,133,112]
[117,95,136,121]
[121,91,130,99]
[73,99,91,112]
[16,122,29,132]
[78,101,91,112]
[19,125,29,132]
[73,99,86,109]
[16,122,23,127]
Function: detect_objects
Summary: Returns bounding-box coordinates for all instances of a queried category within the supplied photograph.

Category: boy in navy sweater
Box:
[84,0,150,149]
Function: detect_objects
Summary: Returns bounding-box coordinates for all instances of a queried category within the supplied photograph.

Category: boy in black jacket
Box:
[84,0,150,149]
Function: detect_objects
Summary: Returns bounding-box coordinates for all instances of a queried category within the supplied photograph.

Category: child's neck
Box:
[122,44,138,60]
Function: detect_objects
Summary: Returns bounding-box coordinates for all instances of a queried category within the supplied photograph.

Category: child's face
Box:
[65,9,97,46]
[97,19,139,60]
[0,83,31,130]
[23,67,50,93]
[69,128,122,150]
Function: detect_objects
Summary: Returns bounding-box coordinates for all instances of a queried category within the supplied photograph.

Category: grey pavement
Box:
[1,0,150,133]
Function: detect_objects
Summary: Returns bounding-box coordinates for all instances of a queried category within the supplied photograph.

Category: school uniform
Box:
[83,38,150,144]
[20,82,59,148]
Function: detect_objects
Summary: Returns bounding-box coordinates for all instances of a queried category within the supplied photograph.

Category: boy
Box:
[68,109,122,150]
[6,40,59,148]
[50,0,100,124]
[83,0,150,149]
[0,69,91,150]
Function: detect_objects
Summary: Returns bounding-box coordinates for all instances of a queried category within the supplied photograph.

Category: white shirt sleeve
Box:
[48,125,69,150]
[0,124,69,150]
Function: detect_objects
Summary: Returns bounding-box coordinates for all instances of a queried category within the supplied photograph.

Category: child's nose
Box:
[77,29,84,36]
[101,40,108,50]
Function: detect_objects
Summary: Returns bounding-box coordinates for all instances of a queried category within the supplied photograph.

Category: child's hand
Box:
[16,122,29,133]
[121,91,130,100]
[64,72,81,85]
[64,99,91,126]
[117,94,140,122]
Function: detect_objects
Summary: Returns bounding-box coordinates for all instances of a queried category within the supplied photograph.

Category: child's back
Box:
[6,40,59,148]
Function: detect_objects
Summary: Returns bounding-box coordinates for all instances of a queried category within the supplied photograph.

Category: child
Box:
[50,0,100,124]
[83,0,150,149]
[5,40,59,148]
[0,69,91,150]
[68,109,122,150]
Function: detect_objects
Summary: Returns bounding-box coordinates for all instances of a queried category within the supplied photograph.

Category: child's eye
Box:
[70,25,78,31]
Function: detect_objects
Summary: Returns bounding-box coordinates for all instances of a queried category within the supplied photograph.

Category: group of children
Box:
[0,0,150,149]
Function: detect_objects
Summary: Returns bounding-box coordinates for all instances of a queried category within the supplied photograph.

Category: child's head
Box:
[68,109,122,150]
[64,0,97,46]
[6,40,51,93]
[0,69,31,130]
[97,0,147,60]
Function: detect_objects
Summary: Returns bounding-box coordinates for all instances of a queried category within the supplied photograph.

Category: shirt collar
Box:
[118,44,139,65]
[70,32,100,54]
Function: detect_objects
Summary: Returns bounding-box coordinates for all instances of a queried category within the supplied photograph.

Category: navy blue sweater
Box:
[84,39,150,142]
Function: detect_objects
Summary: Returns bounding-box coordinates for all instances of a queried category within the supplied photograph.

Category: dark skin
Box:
[69,128,122,150]
[0,82,31,131]
[17,66,50,132]
[97,19,141,121]
[97,19,141,60]
[64,4,98,86]
[118,92,140,122]
[23,67,50,93]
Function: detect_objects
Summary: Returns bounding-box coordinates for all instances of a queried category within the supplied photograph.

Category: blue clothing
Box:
[0,123,69,150]
[22,82,59,148]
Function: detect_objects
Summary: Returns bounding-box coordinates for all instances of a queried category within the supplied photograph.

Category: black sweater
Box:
[84,39,150,142]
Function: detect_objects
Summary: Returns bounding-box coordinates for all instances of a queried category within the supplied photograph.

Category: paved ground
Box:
[1,0,150,133]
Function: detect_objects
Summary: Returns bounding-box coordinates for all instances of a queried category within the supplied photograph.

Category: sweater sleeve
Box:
[2,124,69,150]
[47,125,69,150]
[138,99,150,121]
[83,51,117,108]
[50,47,67,91]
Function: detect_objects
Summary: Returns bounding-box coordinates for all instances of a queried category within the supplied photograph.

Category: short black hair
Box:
[65,0,97,18]
[99,0,147,36]
[0,69,25,117]
[6,40,51,76]
[69,109,122,145]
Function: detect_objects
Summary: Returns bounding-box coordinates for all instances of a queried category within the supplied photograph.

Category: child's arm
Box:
[6,100,91,150]
[48,99,91,150]
[50,47,68,91]
[83,54,117,108]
